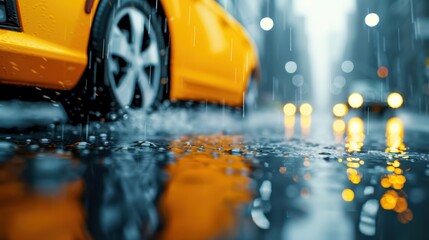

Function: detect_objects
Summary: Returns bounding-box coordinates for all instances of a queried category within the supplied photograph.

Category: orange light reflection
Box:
[159,135,252,240]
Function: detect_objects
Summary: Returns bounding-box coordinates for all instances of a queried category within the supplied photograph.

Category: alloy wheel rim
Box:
[107,7,161,111]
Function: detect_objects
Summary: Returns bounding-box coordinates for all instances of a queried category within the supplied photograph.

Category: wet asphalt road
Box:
[0,102,429,240]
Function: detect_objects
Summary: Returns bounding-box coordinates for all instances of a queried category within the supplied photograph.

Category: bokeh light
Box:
[341,61,354,73]
[377,66,389,78]
[347,118,365,152]
[342,189,355,202]
[333,103,349,117]
[300,103,313,116]
[333,119,346,133]
[380,190,398,210]
[285,61,298,74]
[260,17,274,31]
[292,74,304,87]
[348,117,364,134]
[386,117,405,152]
[283,103,297,116]
[387,92,404,109]
[365,13,380,27]
[398,209,413,224]
[348,93,364,108]
[333,76,346,88]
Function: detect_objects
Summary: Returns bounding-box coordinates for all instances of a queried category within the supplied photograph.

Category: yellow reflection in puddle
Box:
[300,115,312,138]
[284,115,295,139]
[159,135,252,240]
[379,118,412,224]
[339,118,365,187]
[386,117,406,153]
[346,117,365,152]
[342,189,355,202]
[0,154,88,240]
[333,119,346,143]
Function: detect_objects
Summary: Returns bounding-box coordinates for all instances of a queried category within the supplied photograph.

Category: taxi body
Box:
[0,0,259,121]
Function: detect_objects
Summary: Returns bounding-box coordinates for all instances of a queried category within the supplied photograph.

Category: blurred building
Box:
[345,0,429,112]
[260,0,312,105]
[220,0,312,106]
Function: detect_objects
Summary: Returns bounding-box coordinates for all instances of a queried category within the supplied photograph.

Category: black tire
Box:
[62,0,169,123]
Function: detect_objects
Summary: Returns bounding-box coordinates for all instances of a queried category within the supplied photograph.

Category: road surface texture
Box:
[0,101,428,240]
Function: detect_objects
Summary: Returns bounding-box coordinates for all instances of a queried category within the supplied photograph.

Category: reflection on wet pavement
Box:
[159,135,252,240]
[0,152,88,240]
[0,112,429,240]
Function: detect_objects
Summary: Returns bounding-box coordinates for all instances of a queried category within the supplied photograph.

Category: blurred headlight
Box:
[387,93,403,109]
[283,103,296,116]
[333,103,348,117]
[348,93,364,109]
[300,103,313,116]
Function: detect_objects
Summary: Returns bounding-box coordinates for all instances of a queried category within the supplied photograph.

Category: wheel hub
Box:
[107,7,161,111]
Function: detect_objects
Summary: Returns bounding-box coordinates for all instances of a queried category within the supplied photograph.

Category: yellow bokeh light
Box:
[386,118,405,153]
[394,168,403,175]
[332,119,346,138]
[283,103,297,116]
[386,166,395,172]
[392,160,400,168]
[387,92,404,109]
[342,189,355,202]
[347,162,360,168]
[380,190,398,210]
[333,103,349,117]
[346,118,365,152]
[348,117,364,136]
[333,119,346,134]
[387,118,403,136]
[347,168,358,175]
[394,197,408,213]
[381,177,391,188]
[300,103,313,116]
[348,93,364,109]
[348,173,361,184]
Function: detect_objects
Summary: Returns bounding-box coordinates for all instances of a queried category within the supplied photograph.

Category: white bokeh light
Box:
[365,13,380,27]
[285,61,298,74]
[260,17,274,31]
[341,61,354,73]
[292,74,305,87]
[333,76,346,88]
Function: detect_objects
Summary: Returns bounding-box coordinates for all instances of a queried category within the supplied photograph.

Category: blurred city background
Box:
[219,0,429,114]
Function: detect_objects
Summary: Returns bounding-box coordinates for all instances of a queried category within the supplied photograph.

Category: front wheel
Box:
[63,0,168,123]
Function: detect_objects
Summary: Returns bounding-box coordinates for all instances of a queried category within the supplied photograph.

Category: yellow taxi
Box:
[0,0,259,122]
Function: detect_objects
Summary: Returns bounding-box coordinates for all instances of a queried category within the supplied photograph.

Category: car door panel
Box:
[0,0,99,89]
[164,0,244,105]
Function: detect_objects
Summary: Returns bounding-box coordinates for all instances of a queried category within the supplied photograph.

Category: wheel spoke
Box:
[141,41,160,67]
[107,6,161,111]
[110,26,133,61]
[116,70,137,107]
[108,58,120,74]
[137,70,155,108]
[128,9,145,53]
